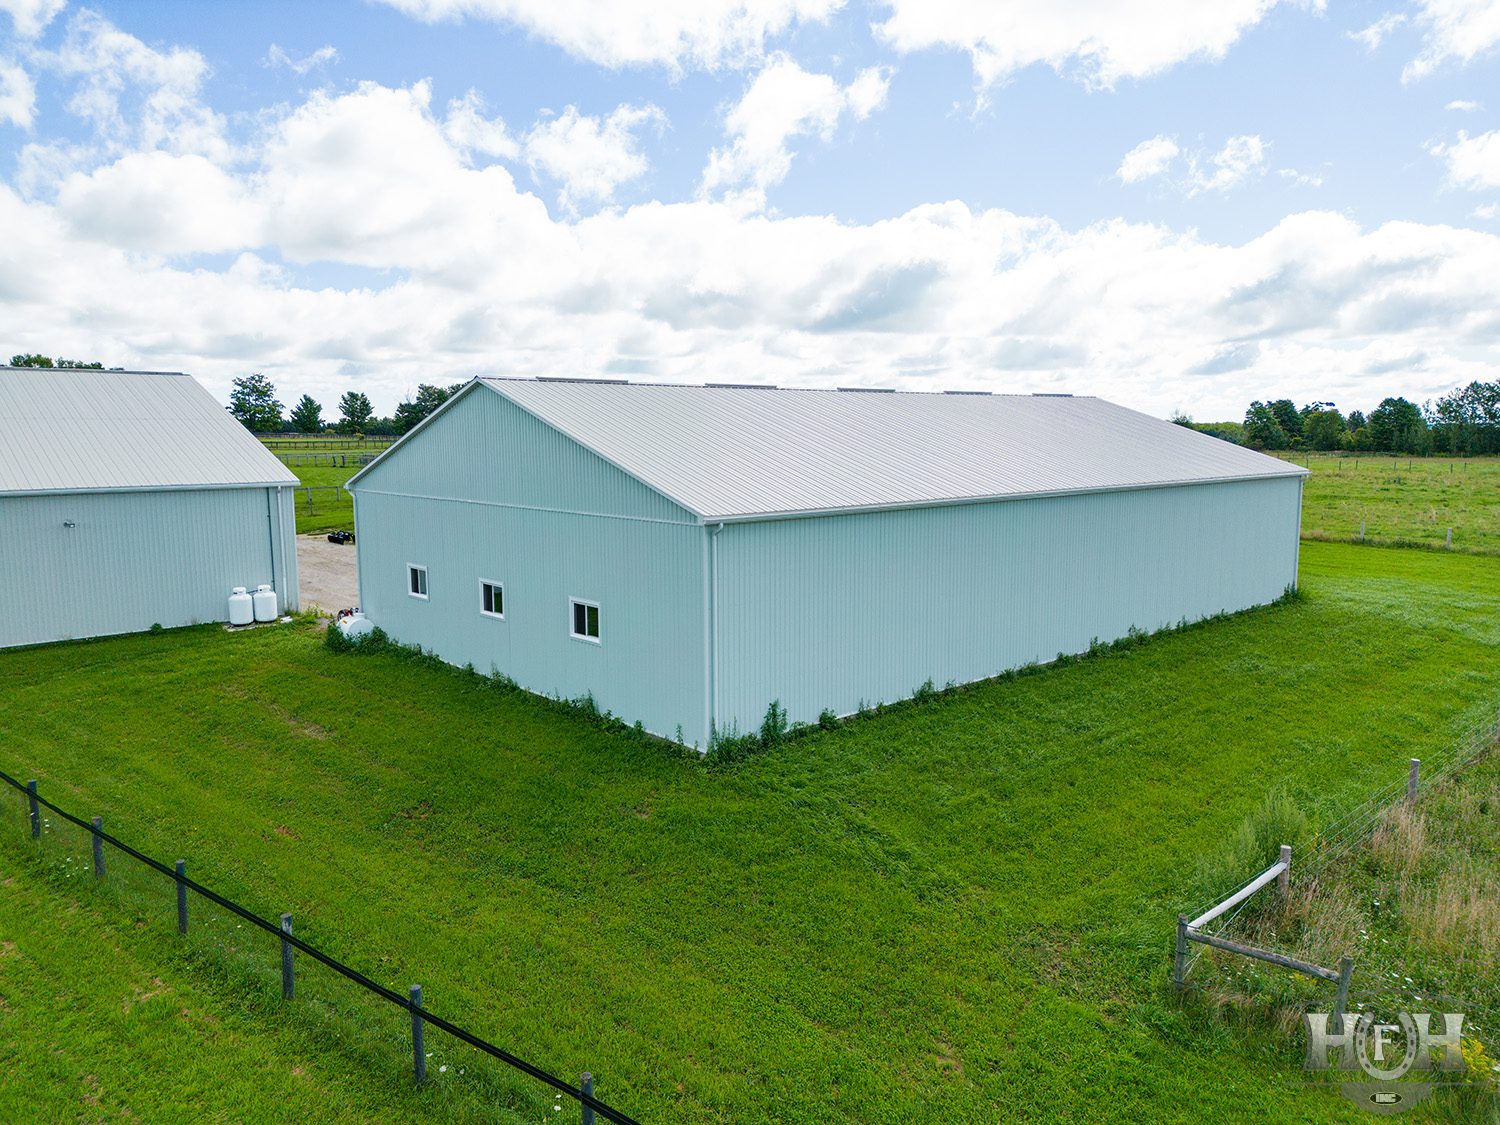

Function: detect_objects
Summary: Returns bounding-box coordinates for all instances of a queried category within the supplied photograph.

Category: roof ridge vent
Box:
[1032,392,1073,397]
[535,376,630,385]
[944,390,992,395]
[837,387,896,392]
[705,383,778,390]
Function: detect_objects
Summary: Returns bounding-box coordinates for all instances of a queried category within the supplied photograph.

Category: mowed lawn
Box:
[1281,454,1500,551]
[2,541,1498,1124]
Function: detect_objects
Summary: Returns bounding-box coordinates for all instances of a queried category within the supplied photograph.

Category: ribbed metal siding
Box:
[351,386,695,525]
[356,491,707,743]
[0,487,296,648]
[713,477,1302,731]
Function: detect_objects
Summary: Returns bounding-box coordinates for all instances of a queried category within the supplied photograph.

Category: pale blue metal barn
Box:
[0,368,300,648]
[347,379,1305,747]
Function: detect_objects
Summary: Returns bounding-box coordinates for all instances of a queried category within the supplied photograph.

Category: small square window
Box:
[570,598,600,642]
[481,580,504,618]
[408,565,428,599]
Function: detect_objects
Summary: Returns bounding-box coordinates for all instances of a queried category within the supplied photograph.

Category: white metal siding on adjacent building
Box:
[349,378,1307,745]
[0,487,297,648]
[0,368,301,648]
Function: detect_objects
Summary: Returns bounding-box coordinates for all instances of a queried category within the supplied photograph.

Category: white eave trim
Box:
[1,480,300,498]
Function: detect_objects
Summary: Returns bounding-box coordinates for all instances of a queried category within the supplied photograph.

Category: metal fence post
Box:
[582,1072,595,1125]
[1331,955,1354,1034]
[1278,844,1291,898]
[175,859,187,935]
[91,816,105,879]
[1173,914,1188,994]
[410,984,425,1083]
[26,779,39,838]
[281,914,295,1000]
[1407,758,1420,804]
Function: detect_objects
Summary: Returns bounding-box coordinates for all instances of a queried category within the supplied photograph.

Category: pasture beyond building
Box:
[347,379,1307,745]
[0,368,300,649]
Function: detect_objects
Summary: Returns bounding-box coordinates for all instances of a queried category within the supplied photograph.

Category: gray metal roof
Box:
[464,379,1305,522]
[0,368,298,495]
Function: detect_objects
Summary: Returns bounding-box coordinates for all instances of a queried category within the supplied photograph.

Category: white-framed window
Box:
[570,598,600,643]
[480,579,505,619]
[408,564,428,599]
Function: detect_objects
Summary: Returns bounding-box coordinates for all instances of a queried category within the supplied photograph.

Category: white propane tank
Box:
[337,611,374,641]
[252,584,278,623]
[228,587,253,626]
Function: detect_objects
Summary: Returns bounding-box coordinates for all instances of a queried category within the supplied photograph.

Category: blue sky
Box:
[1,0,1498,420]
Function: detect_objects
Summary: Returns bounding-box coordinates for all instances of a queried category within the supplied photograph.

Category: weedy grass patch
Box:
[1,542,1497,1123]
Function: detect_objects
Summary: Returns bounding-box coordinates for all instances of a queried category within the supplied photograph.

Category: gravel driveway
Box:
[296,534,359,613]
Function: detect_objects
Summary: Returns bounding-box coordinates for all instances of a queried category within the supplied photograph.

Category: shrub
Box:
[1193,787,1311,908]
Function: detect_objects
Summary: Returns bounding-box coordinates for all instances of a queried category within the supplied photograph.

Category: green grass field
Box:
[1276,454,1500,551]
[267,448,379,535]
[3,541,1498,1123]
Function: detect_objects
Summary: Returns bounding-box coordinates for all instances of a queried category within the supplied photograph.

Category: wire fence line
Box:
[1178,702,1500,997]
[0,768,640,1125]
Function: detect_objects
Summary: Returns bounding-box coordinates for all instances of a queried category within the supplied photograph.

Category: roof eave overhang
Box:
[1,480,299,498]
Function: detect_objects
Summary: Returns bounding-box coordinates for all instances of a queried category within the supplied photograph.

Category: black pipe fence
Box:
[0,769,640,1125]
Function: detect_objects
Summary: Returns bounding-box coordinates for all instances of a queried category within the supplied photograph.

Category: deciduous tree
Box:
[229,373,284,432]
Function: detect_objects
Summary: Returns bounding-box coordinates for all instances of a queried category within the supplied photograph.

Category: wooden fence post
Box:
[1278,844,1291,898]
[410,984,425,1083]
[1331,955,1354,1034]
[26,779,39,838]
[281,914,294,1000]
[1173,914,1188,994]
[581,1072,595,1125]
[175,859,187,935]
[91,816,104,879]
[1407,758,1420,804]
[1360,522,1365,541]
[1446,528,1453,549]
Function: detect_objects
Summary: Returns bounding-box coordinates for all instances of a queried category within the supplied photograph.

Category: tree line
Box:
[1178,382,1500,456]
[228,374,464,435]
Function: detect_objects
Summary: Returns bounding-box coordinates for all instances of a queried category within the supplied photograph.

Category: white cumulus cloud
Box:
[0,60,35,127]
[523,103,666,212]
[3,44,1498,427]
[1432,129,1500,189]
[1348,12,1407,51]
[265,44,340,75]
[369,0,843,70]
[1116,135,1179,183]
[874,0,1323,92]
[1447,99,1483,110]
[701,54,890,207]
[1189,134,1268,193]
[443,89,520,160]
[1116,134,1268,194]
[1405,0,1500,81]
[40,10,230,162]
[0,0,66,39]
